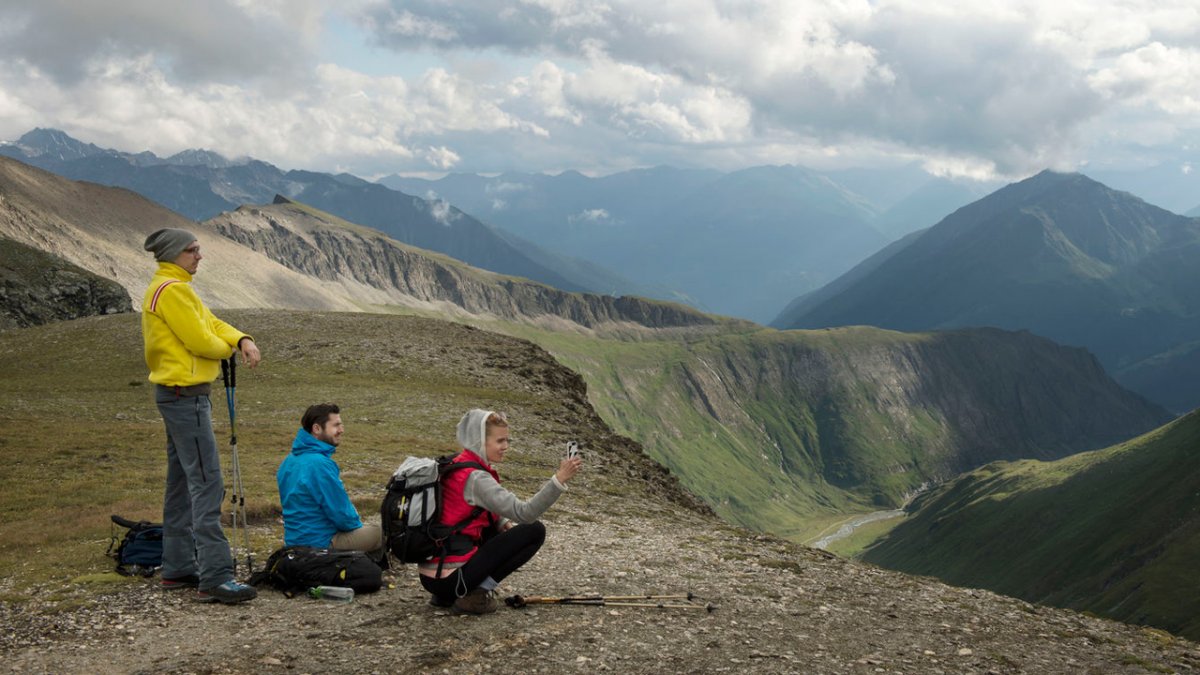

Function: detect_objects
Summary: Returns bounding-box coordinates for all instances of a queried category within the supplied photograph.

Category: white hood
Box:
[456,408,498,465]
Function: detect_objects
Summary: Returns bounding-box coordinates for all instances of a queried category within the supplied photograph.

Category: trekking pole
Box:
[504,594,716,612]
[221,357,253,577]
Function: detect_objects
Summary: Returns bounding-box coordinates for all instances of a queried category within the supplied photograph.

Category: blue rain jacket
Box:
[276,428,363,547]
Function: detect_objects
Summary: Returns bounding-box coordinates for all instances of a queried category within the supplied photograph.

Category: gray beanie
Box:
[144,228,197,262]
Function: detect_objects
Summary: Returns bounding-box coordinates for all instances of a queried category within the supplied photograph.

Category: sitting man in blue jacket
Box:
[277,403,383,555]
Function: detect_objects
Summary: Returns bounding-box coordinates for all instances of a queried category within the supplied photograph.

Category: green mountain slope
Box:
[775,171,1200,412]
[493,322,1170,540]
[861,410,1200,640]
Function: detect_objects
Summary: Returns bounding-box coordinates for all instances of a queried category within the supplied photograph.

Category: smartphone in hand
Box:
[566,441,581,459]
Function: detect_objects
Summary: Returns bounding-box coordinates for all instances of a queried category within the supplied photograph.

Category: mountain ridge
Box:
[0,130,616,295]
[775,170,1200,412]
[208,196,728,330]
[514,320,1170,539]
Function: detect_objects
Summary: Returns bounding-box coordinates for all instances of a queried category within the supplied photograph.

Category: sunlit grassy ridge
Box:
[861,409,1200,640]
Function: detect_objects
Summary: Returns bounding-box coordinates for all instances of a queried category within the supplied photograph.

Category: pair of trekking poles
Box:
[220,357,253,578]
[505,592,716,612]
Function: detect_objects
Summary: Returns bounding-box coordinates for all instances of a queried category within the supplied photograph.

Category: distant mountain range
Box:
[862,408,1200,641]
[208,196,725,329]
[382,165,992,323]
[0,128,639,297]
[775,170,1200,413]
[0,128,1021,324]
[0,155,722,331]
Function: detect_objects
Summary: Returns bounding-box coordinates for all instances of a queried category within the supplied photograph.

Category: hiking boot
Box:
[197,580,258,604]
[452,588,498,615]
[429,594,455,608]
[160,574,200,590]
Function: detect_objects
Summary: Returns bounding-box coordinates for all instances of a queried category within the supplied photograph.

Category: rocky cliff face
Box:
[208,199,725,330]
[0,237,131,329]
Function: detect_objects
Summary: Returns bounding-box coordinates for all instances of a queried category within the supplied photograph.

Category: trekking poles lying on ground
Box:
[505,593,716,612]
[221,356,253,578]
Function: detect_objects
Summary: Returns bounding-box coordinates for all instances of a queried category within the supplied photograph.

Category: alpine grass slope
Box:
[862,408,1200,642]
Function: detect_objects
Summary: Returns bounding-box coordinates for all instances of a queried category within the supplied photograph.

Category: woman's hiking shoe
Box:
[429,594,455,608]
[452,589,499,615]
[197,580,258,604]
[160,574,200,590]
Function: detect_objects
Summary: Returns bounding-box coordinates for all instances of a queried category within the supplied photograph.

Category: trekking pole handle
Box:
[228,353,237,388]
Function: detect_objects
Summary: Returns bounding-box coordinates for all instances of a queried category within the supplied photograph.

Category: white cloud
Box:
[423,145,461,170]
[354,0,1200,178]
[568,208,614,225]
[0,0,1197,179]
[424,191,459,225]
[485,181,531,194]
[1090,42,1200,115]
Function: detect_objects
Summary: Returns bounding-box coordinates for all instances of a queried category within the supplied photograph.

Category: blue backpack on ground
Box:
[107,514,163,577]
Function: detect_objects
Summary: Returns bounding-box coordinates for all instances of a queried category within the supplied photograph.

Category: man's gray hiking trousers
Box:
[156,385,234,589]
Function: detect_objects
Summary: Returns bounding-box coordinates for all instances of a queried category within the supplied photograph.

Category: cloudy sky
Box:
[0,0,1197,181]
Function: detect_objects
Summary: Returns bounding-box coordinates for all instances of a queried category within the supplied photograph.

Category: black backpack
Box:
[106,514,163,577]
[247,546,383,596]
[381,455,487,565]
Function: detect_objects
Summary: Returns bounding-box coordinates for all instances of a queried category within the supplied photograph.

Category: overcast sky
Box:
[0,0,1197,181]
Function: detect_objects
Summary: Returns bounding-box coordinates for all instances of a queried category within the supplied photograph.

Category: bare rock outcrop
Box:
[0,237,131,329]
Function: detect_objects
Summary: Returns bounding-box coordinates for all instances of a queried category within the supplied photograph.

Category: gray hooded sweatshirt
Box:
[418,409,567,574]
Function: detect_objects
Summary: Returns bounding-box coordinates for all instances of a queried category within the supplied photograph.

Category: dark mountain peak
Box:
[332,172,369,187]
[14,128,110,161]
[165,148,234,168]
[272,194,294,205]
[921,168,1191,265]
[775,166,1200,410]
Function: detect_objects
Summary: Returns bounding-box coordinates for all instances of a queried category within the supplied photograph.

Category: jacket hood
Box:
[456,408,500,467]
[291,428,336,456]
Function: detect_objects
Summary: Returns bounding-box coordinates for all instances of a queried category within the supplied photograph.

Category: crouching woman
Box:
[421,409,582,615]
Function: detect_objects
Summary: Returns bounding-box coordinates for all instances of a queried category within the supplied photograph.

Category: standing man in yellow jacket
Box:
[142,228,261,604]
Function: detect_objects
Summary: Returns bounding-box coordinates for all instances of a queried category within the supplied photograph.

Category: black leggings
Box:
[420,521,546,600]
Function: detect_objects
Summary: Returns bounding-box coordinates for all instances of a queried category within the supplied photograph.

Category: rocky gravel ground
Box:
[3,501,1198,675]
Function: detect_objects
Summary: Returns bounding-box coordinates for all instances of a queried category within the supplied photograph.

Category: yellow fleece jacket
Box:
[141,262,250,386]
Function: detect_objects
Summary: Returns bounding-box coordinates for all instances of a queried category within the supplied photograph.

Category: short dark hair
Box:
[301,403,340,433]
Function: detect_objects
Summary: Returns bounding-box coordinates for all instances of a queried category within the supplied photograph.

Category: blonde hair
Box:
[485,412,508,434]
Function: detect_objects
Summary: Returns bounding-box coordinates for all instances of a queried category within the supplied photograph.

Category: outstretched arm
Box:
[464,472,566,525]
